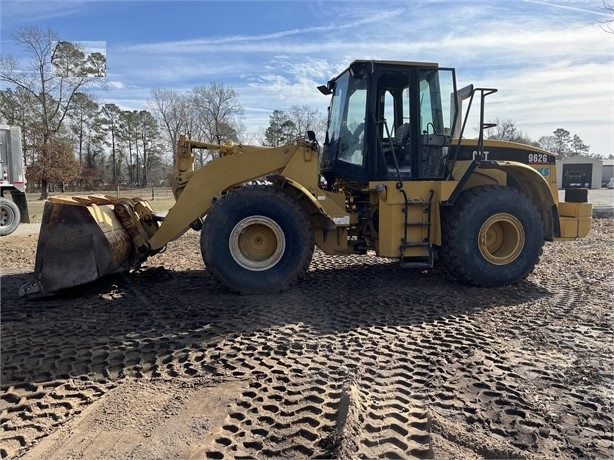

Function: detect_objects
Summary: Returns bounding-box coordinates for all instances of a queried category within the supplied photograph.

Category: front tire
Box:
[439,186,544,287]
[0,197,21,236]
[201,185,314,294]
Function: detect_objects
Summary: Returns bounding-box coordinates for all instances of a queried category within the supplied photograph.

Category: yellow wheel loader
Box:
[19,60,592,298]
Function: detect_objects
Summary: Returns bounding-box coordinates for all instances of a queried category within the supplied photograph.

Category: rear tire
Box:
[439,186,544,287]
[201,185,314,294]
[0,197,21,236]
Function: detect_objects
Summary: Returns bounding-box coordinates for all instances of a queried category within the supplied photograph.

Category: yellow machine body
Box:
[19,59,593,297]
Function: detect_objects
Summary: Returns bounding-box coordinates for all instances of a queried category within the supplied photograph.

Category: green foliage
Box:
[538,128,591,159]
[264,110,296,147]
[486,120,594,159]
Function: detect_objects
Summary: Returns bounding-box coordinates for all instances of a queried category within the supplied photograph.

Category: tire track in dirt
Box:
[2,228,614,459]
[0,378,116,458]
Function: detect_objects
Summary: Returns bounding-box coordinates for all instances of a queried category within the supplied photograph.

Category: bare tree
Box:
[191,82,245,145]
[147,87,187,158]
[148,83,246,166]
[601,1,613,33]
[287,104,327,141]
[485,119,534,145]
[0,26,105,198]
[537,135,557,153]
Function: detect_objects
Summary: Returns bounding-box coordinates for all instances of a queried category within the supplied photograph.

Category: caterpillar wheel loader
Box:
[18,60,592,298]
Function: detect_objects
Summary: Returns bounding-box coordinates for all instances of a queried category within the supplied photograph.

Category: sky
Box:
[1,0,613,155]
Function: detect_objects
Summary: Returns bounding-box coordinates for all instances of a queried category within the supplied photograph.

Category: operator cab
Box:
[319,60,458,186]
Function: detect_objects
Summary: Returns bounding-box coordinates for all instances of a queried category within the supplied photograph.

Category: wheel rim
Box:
[478,213,525,265]
[229,216,285,271]
[0,206,13,228]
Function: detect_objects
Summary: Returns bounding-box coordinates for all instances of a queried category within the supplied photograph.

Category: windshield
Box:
[326,71,368,166]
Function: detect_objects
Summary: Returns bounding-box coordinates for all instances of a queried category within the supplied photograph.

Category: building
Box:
[555,156,612,189]
[602,160,614,186]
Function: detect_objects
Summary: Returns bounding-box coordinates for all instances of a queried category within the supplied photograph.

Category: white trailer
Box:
[0,125,29,236]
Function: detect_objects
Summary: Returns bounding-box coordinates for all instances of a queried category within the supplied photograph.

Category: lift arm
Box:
[147,135,318,250]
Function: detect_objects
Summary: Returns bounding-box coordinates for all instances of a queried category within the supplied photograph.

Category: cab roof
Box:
[326,59,439,86]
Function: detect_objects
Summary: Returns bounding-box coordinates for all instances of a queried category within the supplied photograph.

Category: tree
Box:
[100,103,122,185]
[537,135,556,153]
[119,110,140,186]
[264,110,296,147]
[191,82,244,145]
[601,1,613,33]
[287,104,327,141]
[147,87,187,158]
[485,119,534,145]
[85,52,107,77]
[26,135,81,190]
[552,128,572,156]
[263,105,327,146]
[136,110,160,187]
[68,92,99,166]
[537,128,592,159]
[0,26,105,199]
[0,88,34,127]
[571,134,590,156]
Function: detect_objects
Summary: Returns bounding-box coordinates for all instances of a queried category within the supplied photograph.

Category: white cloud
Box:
[0,1,85,24]
[107,80,125,90]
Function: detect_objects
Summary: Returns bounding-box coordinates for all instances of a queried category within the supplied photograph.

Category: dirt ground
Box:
[1,218,613,459]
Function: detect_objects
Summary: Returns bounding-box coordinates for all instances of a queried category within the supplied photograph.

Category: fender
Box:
[269,175,351,228]
[484,160,558,239]
[446,159,557,239]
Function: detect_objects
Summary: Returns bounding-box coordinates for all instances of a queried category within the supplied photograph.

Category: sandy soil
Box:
[1,219,613,459]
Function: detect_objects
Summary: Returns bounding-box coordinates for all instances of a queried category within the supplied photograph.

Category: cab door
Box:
[416,68,457,179]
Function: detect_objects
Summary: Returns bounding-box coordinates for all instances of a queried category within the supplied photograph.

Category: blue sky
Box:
[1,0,613,155]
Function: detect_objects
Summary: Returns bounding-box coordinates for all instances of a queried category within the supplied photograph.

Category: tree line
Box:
[485,120,607,159]
[0,26,326,199]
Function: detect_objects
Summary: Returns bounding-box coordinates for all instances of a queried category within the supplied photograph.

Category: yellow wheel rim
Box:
[229,216,285,271]
[478,213,525,265]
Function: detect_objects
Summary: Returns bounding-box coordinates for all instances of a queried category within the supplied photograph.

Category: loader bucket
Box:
[18,197,143,298]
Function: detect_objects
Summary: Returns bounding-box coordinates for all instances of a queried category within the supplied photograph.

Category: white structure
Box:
[555,156,607,190]
[602,160,614,186]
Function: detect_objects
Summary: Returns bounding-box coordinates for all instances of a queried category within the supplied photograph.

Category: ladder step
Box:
[405,200,432,206]
[404,221,431,227]
[400,189,435,268]
[399,260,432,268]
[401,242,430,248]
[399,254,434,268]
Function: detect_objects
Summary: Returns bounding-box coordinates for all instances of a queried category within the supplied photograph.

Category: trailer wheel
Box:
[440,186,544,287]
[0,197,21,236]
[201,185,314,294]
